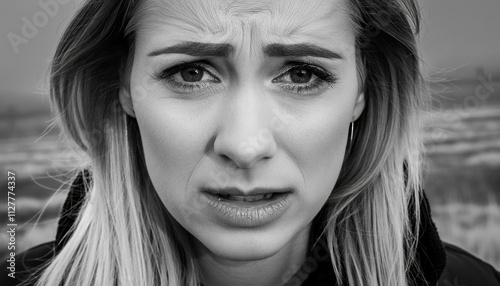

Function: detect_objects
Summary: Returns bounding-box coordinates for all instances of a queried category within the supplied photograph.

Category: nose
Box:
[213,85,278,169]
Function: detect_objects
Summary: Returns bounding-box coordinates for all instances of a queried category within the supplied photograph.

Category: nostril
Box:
[213,132,279,168]
[213,122,278,169]
[218,154,231,162]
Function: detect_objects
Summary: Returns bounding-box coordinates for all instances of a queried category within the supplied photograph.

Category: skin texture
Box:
[120,0,365,285]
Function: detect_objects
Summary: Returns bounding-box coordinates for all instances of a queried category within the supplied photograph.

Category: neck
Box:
[195,225,311,286]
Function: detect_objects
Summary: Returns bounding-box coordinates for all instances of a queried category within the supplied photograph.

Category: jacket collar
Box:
[56,172,446,285]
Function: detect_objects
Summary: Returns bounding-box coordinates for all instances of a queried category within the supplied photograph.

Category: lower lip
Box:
[201,191,292,228]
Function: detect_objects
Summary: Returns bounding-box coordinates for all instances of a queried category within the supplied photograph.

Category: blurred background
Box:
[1,0,499,269]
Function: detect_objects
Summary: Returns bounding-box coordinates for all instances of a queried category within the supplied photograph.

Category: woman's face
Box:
[122,0,364,260]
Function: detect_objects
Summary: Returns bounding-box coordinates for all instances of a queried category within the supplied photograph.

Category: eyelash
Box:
[272,62,338,94]
[156,61,219,93]
[156,61,338,94]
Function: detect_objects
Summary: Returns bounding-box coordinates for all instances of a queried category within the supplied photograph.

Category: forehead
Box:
[134,0,354,48]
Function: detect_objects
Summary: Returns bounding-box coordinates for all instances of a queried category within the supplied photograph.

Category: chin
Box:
[192,223,298,261]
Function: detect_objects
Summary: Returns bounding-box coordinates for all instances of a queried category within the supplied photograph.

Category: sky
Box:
[1,0,500,113]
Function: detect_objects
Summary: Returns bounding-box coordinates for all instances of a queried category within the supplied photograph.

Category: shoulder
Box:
[0,241,56,286]
[438,242,500,286]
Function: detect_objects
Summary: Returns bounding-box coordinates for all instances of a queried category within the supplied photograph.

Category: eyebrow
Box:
[148,42,343,59]
[148,42,234,57]
[264,43,343,59]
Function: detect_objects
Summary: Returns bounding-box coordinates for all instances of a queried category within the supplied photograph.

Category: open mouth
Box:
[201,187,293,203]
[217,193,277,202]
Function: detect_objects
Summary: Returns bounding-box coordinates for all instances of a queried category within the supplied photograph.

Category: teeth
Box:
[218,193,274,202]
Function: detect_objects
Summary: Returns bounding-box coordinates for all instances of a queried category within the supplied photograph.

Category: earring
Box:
[349,121,354,144]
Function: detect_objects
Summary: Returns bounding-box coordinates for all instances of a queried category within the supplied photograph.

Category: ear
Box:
[119,87,136,117]
[352,91,365,122]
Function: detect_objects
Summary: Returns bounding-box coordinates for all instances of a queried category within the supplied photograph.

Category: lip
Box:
[200,187,293,228]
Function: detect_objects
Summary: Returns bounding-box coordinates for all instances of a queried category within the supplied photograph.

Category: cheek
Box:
[284,92,354,214]
[134,100,208,213]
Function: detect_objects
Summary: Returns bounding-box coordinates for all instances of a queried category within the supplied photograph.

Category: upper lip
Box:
[201,187,293,196]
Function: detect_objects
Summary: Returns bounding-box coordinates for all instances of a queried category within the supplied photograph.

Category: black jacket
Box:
[3,173,500,286]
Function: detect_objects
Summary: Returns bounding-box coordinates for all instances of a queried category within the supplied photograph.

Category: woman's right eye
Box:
[156,61,221,93]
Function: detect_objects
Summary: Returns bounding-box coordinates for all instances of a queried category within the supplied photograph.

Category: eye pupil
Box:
[290,67,312,84]
[181,67,203,82]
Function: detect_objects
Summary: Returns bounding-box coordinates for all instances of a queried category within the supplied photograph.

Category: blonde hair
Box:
[36,0,426,285]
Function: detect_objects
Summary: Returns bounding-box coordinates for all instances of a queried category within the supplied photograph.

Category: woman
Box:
[3,0,500,285]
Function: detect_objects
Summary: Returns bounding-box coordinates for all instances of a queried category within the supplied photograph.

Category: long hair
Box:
[329,1,425,285]
[36,0,426,285]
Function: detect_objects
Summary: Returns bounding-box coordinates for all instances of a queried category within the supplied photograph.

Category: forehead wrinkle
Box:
[139,0,227,36]
[219,0,275,18]
[216,0,275,60]
[270,0,350,39]
[135,0,353,59]
[230,17,269,61]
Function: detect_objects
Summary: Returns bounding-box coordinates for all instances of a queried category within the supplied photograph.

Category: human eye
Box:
[271,62,338,95]
[155,61,221,93]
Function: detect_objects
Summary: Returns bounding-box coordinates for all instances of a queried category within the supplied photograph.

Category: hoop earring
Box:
[349,122,354,144]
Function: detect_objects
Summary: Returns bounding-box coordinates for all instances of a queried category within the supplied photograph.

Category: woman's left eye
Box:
[272,63,337,94]
[156,61,221,93]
